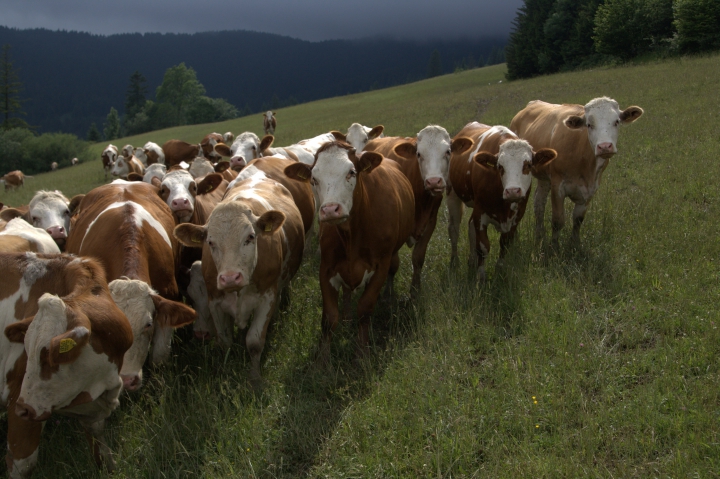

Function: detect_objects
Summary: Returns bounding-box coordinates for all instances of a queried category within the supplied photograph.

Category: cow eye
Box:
[417,152,421,158]
[64,210,70,216]
[208,240,215,248]
[310,177,318,186]
[143,322,153,331]
[245,234,255,245]
[497,165,505,175]
[347,169,356,180]
[614,120,620,127]
[446,149,451,156]
[31,216,39,223]
[587,124,594,130]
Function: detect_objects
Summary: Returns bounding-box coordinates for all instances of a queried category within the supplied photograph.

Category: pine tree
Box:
[87,122,101,142]
[103,108,120,141]
[125,70,148,120]
[0,44,30,131]
[427,49,442,78]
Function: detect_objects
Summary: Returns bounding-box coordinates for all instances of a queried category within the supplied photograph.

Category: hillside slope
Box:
[2,55,720,477]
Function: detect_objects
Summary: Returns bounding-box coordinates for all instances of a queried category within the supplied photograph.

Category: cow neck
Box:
[117,203,151,283]
[334,171,371,247]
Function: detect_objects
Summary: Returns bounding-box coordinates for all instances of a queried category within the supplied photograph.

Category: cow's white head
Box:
[7,294,127,422]
[108,279,196,390]
[394,125,473,196]
[102,145,117,168]
[474,139,557,202]
[174,201,286,291]
[143,163,167,184]
[155,170,223,223]
[284,142,382,224]
[111,157,131,178]
[214,132,263,170]
[564,97,644,159]
[133,148,148,167]
[188,158,216,179]
[331,123,384,152]
[121,144,134,159]
[26,190,72,246]
[143,142,164,165]
[223,132,234,144]
[201,133,223,160]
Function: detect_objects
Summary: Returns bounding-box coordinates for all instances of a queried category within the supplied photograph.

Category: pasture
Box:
[1,54,720,477]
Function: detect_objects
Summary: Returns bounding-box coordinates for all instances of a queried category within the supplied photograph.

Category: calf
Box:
[0,218,61,253]
[66,181,196,388]
[285,142,414,359]
[331,123,384,152]
[364,125,473,292]
[447,123,556,280]
[510,97,643,246]
[1,253,133,477]
[101,144,118,180]
[263,111,276,135]
[162,140,201,168]
[174,166,305,383]
[1,171,31,192]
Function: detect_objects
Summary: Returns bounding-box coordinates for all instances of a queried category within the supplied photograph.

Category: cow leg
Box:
[80,417,114,472]
[6,407,42,479]
[550,183,566,249]
[474,212,491,282]
[356,265,390,357]
[467,214,478,269]
[446,189,464,265]
[383,252,400,303]
[245,289,277,387]
[341,286,352,322]
[534,179,551,244]
[571,201,590,244]
[319,276,341,363]
[209,300,234,349]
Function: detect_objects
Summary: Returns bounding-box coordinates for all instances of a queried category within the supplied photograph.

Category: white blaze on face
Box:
[416,125,452,192]
[28,191,71,244]
[311,145,357,223]
[345,123,371,151]
[583,97,623,157]
[19,294,120,419]
[121,144,134,158]
[143,163,167,183]
[495,139,534,201]
[228,132,262,169]
[111,157,130,178]
[160,170,197,222]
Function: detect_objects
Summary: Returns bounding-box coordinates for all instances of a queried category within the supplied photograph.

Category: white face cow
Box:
[336,123,384,152]
[28,190,72,246]
[188,158,215,179]
[13,294,123,422]
[157,170,198,223]
[121,144,134,159]
[310,144,359,224]
[564,96,644,158]
[133,147,148,167]
[215,132,262,170]
[143,142,165,165]
[143,163,167,184]
[111,157,131,178]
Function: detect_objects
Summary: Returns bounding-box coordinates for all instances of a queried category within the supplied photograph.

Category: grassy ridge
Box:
[3,55,720,477]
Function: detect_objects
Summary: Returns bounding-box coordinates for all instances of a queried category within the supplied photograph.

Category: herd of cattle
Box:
[0,97,642,477]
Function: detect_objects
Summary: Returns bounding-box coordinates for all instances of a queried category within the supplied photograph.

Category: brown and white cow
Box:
[447,123,557,280]
[143,141,165,165]
[66,181,196,389]
[142,163,167,184]
[50,162,58,171]
[510,97,644,246]
[71,158,79,166]
[174,165,305,383]
[111,153,145,179]
[285,142,414,359]
[1,253,133,477]
[153,170,227,225]
[120,144,134,159]
[330,123,385,152]
[1,171,31,192]
[200,133,224,161]
[0,218,61,254]
[102,144,118,180]
[223,132,234,144]
[364,125,473,292]
[263,111,276,135]
[162,140,201,168]
[214,132,333,170]
[0,190,81,250]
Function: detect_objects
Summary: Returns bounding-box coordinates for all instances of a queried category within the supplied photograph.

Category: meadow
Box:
[1,54,719,478]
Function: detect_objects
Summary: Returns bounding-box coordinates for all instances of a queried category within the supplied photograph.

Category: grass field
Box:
[2,54,720,478]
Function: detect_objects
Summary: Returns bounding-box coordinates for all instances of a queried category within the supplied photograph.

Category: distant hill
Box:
[0,27,506,136]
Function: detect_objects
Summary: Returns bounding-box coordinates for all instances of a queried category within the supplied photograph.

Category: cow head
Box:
[6,293,128,422]
[109,279,196,390]
[223,132,234,144]
[121,144,134,159]
[285,141,381,224]
[474,140,557,202]
[564,97,644,159]
[111,157,132,178]
[394,125,472,196]
[201,133,224,160]
[133,148,148,167]
[214,131,262,170]
[102,145,117,169]
[155,170,223,223]
[0,190,75,248]
[188,157,216,179]
[143,163,167,184]
[331,123,384,152]
[174,203,286,291]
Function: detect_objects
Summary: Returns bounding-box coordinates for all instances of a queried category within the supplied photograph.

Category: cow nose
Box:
[230,156,245,167]
[46,226,67,239]
[504,187,523,201]
[171,198,190,210]
[320,203,343,220]
[121,374,142,391]
[425,177,445,191]
[15,399,35,420]
[596,142,614,154]
[218,272,244,288]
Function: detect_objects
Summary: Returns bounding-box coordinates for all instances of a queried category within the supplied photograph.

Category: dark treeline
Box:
[506,0,720,80]
[0,27,506,136]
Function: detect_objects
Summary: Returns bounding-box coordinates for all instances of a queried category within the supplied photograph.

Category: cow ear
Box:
[260,135,275,151]
[150,295,196,328]
[68,194,85,215]
[620,106,643,123]
[284,162,312,183]
[330,131,347,142]
[256,210,286,235]
[356,151,383,174]
[532,148,557,167]
[197,173,223,195]
[214,161,230,173]
[393,142,417,161]
[214,143,232,157]
[473,151,498,168]
[151,176,162,188]
[0,207,27,223]
[451,137,473,154]
[5,316,34,343]
[368,125,384,139]
[174,224,207,247]
[564,115,586,129]
[49,326,90,366]
[127,172,143,182]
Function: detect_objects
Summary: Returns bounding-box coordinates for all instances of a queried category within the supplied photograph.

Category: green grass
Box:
[3,54,720,478]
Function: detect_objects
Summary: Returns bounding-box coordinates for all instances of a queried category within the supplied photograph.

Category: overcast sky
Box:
[0,0,523,41]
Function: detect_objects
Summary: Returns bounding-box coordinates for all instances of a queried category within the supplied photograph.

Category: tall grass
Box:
[2,54,720,477]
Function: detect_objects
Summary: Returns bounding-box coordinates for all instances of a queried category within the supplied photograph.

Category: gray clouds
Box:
[0,0,523,41]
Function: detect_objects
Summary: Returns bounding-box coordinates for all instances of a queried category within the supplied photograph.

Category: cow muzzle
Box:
[424,177,446,196]
[596,142,616,158]
[15,399,51,422]
[503,187,524,202]
[319,203,348,224]
[46,226,67,242]
[121,373,142,392]
[230,156,246,169]
[218,271,245,290]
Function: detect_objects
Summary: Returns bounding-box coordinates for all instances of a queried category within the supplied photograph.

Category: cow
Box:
[447,123,557,280]
[50,162,58,171]
[154,170,226,225]
[364,125,473,293]
[188,157,216,179]
[0,190,81,250]
[263,111,276,135]
[200,133,224,161]
[121,144,134,159]
[214,132,332,170]
[65,181,196,387]
[330,123,385,152]
[1,253,134,477]
[111,153,145,179]
[132,147,149,167]
[174,165,305,384]
[142,163,167,184]
[0,218,61,253]
[1,171,32,192]
[223,132,234,144]
[284,141,414,360]
[71,158,79,166]
[162,140,201,168]
[510,97,644,246]
[143,141,165,165]
[102,144,118,180]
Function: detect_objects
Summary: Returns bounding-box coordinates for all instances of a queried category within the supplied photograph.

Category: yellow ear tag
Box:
[298,171,307,180]
[59,338,77,353]
[362,164,371,172]
[264,224,272,232]
[191,237,202,243]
